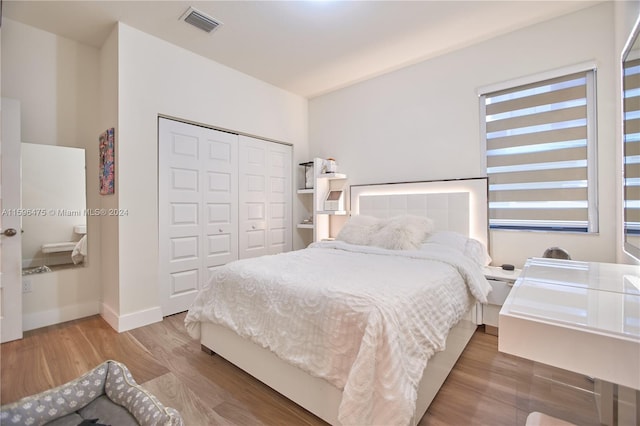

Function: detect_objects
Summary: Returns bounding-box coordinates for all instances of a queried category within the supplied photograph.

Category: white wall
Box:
[1,19,102,329]
[0,18,308,332]
[309,2,618,268]
[109,23,308,330]
[98,25,120,326]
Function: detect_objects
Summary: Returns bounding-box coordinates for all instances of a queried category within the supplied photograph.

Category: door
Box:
[158,118,238,316]
[1,98,23,342]
[239,136,268,259]
[202,126,239,281]
[239,136,292,258]
[266,143,292,254]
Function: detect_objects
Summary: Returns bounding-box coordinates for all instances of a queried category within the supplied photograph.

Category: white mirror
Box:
[623,19,640,261]
[21,143,87,273]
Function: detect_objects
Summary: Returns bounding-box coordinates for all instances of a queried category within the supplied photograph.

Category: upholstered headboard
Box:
[350,178,489,250]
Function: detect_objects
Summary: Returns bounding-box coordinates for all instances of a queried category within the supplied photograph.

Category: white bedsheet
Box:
[185,241,491,426]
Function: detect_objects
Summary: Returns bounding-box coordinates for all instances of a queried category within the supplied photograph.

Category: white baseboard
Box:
[100,303,120,331]
[23,301,100,331]
[100,303,163,332]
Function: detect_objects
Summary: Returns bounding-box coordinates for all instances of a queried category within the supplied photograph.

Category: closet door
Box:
[202,129,239,277]
[238,136,268,258]
[266,142,292,254]
[159,118,238,316]
[239,136,292,259]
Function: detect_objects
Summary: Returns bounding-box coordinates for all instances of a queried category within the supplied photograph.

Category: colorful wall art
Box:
[99,128,115,195]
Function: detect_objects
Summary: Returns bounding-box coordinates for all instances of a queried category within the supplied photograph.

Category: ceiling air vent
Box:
[180,7,222,34]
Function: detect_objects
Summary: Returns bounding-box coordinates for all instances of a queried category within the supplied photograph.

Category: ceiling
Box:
[3,0,601,98]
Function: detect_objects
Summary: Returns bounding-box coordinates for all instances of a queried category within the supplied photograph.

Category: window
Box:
[480,69,598,232]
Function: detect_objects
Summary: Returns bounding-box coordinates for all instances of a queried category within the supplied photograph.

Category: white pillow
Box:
[422,231,491,266]
[369,215,434,250]
[335,215,380,246]
[425,230,467,252]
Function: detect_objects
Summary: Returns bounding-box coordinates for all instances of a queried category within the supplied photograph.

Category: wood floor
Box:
[1,313,602,425]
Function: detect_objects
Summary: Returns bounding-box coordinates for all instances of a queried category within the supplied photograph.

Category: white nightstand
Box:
[482,265,521,335]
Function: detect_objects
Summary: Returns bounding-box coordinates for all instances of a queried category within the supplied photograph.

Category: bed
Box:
[185,177,491,426]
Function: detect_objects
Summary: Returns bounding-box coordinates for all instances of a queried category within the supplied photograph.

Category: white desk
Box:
[499,258,640,425]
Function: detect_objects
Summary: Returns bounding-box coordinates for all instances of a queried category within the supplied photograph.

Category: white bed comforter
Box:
[185,241,491,426]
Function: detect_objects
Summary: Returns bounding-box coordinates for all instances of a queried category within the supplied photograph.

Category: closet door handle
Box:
[2,228,17,237]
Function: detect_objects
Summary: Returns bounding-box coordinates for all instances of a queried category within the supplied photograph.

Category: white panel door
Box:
[239,136,268,259]
[203,129,238,280]
[1,98,23,343]
[159,118,238,316]
[266,143,292,254]
[239,136,292,258]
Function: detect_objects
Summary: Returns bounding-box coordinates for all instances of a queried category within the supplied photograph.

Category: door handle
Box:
[2,228,17,237]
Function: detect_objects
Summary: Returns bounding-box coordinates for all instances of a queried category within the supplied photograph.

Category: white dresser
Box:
[499,257,640,425]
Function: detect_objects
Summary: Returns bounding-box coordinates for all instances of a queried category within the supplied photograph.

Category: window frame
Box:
[478,63,599,233]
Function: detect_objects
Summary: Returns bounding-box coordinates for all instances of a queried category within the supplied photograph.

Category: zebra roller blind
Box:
[481,69,597,232]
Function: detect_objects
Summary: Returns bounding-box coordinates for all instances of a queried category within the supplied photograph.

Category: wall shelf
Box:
[317,210,347,215]
[318,173,347,180]
[297,158,348,242]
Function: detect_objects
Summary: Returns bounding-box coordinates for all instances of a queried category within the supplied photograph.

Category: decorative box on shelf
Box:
[324,190,345,211]
[299,161,314,189]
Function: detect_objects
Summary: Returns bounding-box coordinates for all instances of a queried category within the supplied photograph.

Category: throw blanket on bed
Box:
[185,241,491,426]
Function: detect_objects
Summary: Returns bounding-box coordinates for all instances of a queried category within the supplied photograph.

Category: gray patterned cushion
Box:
[40,413,84,426]
[77,395,137,425]
[0,360,183,426]
[0,362,109,425]
[103,361,182,426]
